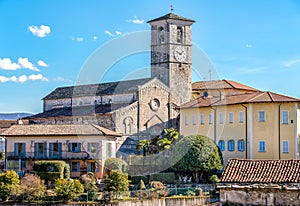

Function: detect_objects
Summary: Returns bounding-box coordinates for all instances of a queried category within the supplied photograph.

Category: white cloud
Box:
[104,30,122,37]
[54,76,72,83]
[246,44,253,48]
[28,25,51,37]
[76,37,83,42]
[93,36,97,41]
[18,57,39,71]
[127,17,144,24]
[37,60,48,67]
[282,58,300,68]
[0,74,48,83]
[0,58,21,70]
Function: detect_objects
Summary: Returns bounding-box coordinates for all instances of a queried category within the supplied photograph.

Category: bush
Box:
[138,179,146,190]
[84,183,98,201]
[149,181,168,198]
[209,174,220,183]
[104,170,129,199]
[104,158,127,172]
[33,160,70,182]
[130,175,149,185]
[11,174,46,202]
[150,172,175,184]
[0,170,20,201]
[54,179,84,202]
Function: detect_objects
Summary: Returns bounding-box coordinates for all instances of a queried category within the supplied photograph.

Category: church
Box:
[26,12,196,157]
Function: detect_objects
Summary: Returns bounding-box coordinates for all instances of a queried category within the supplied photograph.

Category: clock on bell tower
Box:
[148,12,195,106]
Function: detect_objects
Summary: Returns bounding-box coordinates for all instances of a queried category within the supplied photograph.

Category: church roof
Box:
[221,159,300,183]
[27,103,130,119]
[147,12,195,23]
[181,91,300,108]
[192,80,257,91]
[43,78,153,100]
[2,124,121,137]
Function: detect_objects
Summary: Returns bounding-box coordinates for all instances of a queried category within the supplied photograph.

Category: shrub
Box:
[104,158,127,172]
[209,174,220,183]
[104,170,129,199]
[138,179,146,190]
[130,175,149,185]
[54,179,84,202]
[33,160,70,182]
[84,183,98,201]
[0,170,20,201]
[149,181,168,198]
[0,152,4,160]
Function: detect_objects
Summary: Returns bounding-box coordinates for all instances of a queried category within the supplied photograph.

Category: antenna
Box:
[209,69,212,81]
[170,4,174,13]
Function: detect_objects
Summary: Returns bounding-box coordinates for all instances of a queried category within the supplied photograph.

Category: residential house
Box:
[2,124,121,178]
[180,80,300,163]
[218,159,300,205]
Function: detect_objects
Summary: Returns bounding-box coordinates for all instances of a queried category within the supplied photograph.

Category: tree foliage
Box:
[104,158,127,172]
[0,170,20,201]
[171,135,223,181]
[104,170,129,199]
[0,151,4,160]
[11,174,46,202]
[54,179,84,202]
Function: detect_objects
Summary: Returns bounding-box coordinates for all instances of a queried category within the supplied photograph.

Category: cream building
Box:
[3,124,120,178]
[181,80,300,163]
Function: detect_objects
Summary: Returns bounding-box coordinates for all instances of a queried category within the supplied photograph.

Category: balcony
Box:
[5,151,97,160]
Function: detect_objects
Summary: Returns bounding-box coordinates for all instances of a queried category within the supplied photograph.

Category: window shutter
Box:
[87,162,91,172]
[68,143,71,152]
[49,143,53,158]
[77,162,80,172]
[58,143,62,157]
[77,143,81,152]
[43,142,47,158]
[22,143,26,157]
[34,143,38,157]
[14,143,18,156]
[87,143,91,152]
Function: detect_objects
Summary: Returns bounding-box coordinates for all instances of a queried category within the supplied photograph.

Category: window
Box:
[107,142,113,158]
[68,143,81,153]
[258,111,266,122]
[209,113,213,124]
[259,141,266,152]
[228,140,235,151]
[158,27,165,44]
[218,140,225,151]
[239,111,244,123]
[200,114,204,125]
[87,143,100,158]
[177,27,183,43]
[71,161,80,172]
[192,115,196,125]
[184,115,188,125]
[229,112,233,123]
[219,113,224,124]
[282,140,289,153]
[49,142,62,158]
[238,140,245,152]
[282,111,289,124]
[34,142,47,158]
[14,143,26,157]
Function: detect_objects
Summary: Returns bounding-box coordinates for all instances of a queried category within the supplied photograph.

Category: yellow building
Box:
[181,80,300,163]
[2,124,121,178]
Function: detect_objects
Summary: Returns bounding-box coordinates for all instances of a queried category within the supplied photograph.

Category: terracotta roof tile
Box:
[192,80,257,91]
[181,91,300,108]
[220,159,300,183]
[2,124,122,137]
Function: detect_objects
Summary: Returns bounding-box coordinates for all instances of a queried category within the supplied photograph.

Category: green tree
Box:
[104,158,127,173]
[54,179,84,202]
[11,173,46,202]
[171,135,223,182]
[79,173,98,201]
[157,128,179,150]
[0,170,20,201]
[0,152,4,160]
[104,170,129,199]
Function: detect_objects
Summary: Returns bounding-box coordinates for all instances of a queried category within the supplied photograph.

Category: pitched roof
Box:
[2,124,121,137]
[43,78,152,100]
[221,159,300,183]
[192,80,257,91]
[147,13,195,23]
[27,103,130,119]
[181,91,300,108]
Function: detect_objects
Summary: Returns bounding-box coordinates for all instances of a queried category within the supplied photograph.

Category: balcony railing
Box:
[5,151,100,160]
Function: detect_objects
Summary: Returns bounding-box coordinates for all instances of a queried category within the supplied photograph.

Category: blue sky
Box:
[0,0,300,113]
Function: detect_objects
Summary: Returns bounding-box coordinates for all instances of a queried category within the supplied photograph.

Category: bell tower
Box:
[148,11,195,106]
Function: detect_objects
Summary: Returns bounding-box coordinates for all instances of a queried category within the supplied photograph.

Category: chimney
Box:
[220,92,225,100]
[17,119,23,125]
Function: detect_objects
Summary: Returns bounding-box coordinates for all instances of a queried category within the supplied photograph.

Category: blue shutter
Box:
[58,143,62,157]
[87,143,91,152]
[77,162,80,172]
[49,143,53,158]
[22,143,26,157]
[87,162,91,172]
[34,143,38,157]
[43,142,47,158]
[77,143,81,152]
[14,143,18,156]
[68,143,71,152]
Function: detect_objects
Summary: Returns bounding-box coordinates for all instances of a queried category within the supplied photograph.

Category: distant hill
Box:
[0,113,33,120]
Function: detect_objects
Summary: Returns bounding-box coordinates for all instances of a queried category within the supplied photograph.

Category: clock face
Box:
[174,46,187,62]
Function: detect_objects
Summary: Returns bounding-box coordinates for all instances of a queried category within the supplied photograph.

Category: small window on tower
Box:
[177,27,183,43]
[158,27,165,44]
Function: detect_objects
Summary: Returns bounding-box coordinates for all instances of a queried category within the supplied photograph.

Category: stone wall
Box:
[220,188,300,206]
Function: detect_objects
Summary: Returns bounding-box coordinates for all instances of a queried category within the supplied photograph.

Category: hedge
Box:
[149,172,175,184]
[33,160,70,182]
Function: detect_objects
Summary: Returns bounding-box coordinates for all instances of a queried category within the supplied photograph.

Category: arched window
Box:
[123,117,133,134]
[158,27,165,44]
[177,27,183,43]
